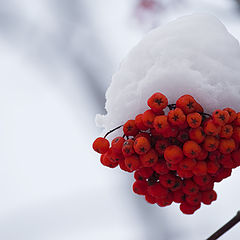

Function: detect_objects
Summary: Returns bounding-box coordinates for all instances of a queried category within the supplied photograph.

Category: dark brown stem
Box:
[104,125,123,138]
[207,211,240,240]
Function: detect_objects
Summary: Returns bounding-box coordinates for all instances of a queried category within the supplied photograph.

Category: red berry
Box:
[132,180,148,195]
[134,137,151,155]
[135,114,149,131]
[164,145,184,164]
[123,120,139,136]
[201,190,217,205]
[125,155,141,172]
[168,108,186,126]
[142,109,156,128]
[93,137,110,154]
[147,92,168,113]
[183,141,201,159]
[111,137,125,153]
[187,112,202,128]
[140,149,158,167]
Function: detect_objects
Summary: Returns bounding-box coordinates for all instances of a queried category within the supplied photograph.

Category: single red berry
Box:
[179,158,196,171]
[123,120,139,136]
[142,109,156,128]
[140,149,158,167]
[186,192,202,206]
[156,192,173,207]
[134,137,151,155]
[187,112,202,128]
[111,137,125,153]
[168,108,186,126]
[220,124,233,139]
[135,114,149,131]
[204,119,221,136]
[201,190,217,205]
[152,159,169,175]
[189,127,205,144]
[193,174,212,186]
[147,92,168,113]
[196,148,208,161]
[218,138,236,154]
[203,136,220,152]
[159,173,177,188]
[125,155,141,172]
[182,179,199,195]
[173,190,185,203]
[164,145,184,164]
[153,115,170,133]
[122,139,135,157]
[92,137,110,154]
[183,140,201,159]
[192,161,207,176]
[132,180,148,195]
[176,95,198,114]
[180,201,200,214]
[212,109,230,126]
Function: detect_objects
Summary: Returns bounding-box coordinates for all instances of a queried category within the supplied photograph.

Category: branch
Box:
[207,211,240,240]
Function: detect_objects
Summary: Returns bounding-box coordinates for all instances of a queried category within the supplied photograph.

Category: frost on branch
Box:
[96,14,240,135]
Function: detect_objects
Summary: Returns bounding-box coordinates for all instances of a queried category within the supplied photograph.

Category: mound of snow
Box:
[96,14,240,135]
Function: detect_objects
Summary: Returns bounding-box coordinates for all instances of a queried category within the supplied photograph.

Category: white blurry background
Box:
[1,0,240,239]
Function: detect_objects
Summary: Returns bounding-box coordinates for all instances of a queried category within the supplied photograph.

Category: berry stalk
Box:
[207,211,240,240]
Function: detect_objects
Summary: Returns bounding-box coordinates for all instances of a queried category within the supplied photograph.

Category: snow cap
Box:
[96,14,240,134]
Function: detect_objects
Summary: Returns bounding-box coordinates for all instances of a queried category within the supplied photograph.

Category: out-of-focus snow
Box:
[96,14,240,134]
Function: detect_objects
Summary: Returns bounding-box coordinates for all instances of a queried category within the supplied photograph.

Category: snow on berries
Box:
[93,92,240,215]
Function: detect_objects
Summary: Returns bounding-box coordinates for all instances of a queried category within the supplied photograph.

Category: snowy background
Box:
[1,1,240,240]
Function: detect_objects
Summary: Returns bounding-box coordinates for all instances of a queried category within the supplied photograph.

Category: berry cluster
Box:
[93,92,240,214]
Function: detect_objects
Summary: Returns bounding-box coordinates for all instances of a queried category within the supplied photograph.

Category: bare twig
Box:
[207,211,240,240]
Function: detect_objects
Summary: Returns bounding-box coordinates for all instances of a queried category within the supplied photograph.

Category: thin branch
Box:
[207,211,240,240]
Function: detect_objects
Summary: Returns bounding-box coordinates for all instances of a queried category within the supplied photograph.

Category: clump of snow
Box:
[96,14,240,134]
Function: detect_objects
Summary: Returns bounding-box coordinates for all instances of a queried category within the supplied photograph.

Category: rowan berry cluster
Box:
[93,92,240,214]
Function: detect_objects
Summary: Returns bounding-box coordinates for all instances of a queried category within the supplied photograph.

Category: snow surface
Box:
[96,14,240,135]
